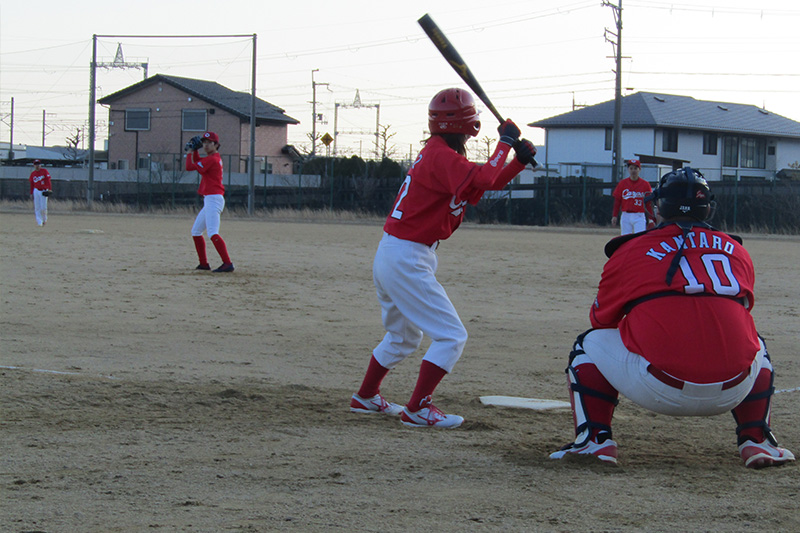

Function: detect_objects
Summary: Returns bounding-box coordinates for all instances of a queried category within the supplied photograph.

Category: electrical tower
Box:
[333,90,380,158]
[97,43,149,79]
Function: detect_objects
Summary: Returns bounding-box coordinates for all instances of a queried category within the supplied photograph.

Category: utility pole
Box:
[604,0,624,184]
[248,33,257,215]
[311,69,328,156]
[42,110,46,146]
[8,97,14,161]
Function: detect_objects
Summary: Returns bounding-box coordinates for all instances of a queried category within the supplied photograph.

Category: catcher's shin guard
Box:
[732,352,776,446]
[565,331,620,446]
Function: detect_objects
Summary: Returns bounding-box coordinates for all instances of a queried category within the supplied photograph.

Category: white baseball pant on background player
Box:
[578,328,765,416]
[372,233,467,373]
[619,211,647,235]
[191,194,225,237]
[33,189,48,226]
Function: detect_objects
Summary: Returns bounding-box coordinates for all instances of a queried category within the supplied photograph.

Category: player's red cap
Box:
[33,159,42,164]
[202,131,219,143]
[627,159,641,168]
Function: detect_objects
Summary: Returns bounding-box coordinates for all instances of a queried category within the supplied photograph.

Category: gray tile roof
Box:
[529,92,800,138]
[99,74,299,125]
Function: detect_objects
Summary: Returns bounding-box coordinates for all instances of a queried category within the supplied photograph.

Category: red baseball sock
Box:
[571,362,618,439]
[193,236,208,265]
[406,360,448,412]
[357,355,391,399]
[210,234,231,264]
[732,367,773,443]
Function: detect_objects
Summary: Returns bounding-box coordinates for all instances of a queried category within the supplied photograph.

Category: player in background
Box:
[350,88,537,428]
[185,131,234,273]
[29,159,52,226]
[610,159,654,235]
[550,168,794,468]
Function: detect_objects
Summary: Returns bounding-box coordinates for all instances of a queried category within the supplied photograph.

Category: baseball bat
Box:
[418,13,505,124]
[418,14,537,167]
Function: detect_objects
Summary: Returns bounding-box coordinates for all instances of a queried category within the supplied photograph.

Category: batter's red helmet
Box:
[428,88,480,136]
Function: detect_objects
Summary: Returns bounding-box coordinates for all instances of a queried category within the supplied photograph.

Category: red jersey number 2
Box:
[390,175,411,220]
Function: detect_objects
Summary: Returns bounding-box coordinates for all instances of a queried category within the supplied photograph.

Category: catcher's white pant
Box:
[191,194,225,237]
[371,233,467,373]
[580,329,766,416]
[33,189,48,226]
[620,211,646,235]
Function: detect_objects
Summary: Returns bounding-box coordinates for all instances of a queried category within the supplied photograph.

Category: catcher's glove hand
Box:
[42,190,52,197]
[184,135,203,152]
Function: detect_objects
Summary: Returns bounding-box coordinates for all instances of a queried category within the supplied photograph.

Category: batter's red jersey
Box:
[590,223,760,383]
[186,151,224,196]
[29,168,52,194]
[612,177,653,216]
[384,136,524,245]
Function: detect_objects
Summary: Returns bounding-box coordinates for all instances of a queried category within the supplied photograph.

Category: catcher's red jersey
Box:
[186,151,224,196]
[383,136,523,245]
[591,224,760,383]
[612,177,652,216]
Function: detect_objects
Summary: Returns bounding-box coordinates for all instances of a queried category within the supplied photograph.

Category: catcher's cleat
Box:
[400,396,463,428]
[350,393,403,416]
[549,434,618,464]
[738,439,795,469]
[196,263,211,270]
[213,263,235,273]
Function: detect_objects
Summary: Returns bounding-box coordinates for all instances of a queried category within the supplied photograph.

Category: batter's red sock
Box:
[210,234,231,264]
[356,355,391,399]
[406,360,448,412]
[732,367,773,443]
[193,236,208,265]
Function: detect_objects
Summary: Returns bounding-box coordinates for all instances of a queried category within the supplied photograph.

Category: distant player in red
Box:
[350,88,537,428]
[611,159,653,235]
[29,159,52,226]
[550,168,794,468]
[185,131,234,273]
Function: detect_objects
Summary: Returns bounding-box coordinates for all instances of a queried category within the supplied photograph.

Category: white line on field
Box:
[775,386,800,394]
[0,365,120,380]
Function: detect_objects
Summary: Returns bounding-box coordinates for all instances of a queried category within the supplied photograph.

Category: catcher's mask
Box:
[648,167,714,221]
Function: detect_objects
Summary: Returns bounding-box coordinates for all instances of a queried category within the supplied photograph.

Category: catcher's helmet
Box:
[652,167,713,221]
[428,88,480,136]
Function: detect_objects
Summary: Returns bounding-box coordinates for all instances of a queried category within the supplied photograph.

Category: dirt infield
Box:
[2,209,798,532]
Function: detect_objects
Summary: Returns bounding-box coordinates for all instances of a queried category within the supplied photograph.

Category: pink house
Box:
[99,74,300,174]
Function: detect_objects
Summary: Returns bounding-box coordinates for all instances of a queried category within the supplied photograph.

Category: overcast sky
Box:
[2,0,799,159]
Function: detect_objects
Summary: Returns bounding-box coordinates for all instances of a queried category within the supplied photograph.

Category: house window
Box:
[740,137,766,169]
[702,132,718,155]
[722,136,738,167]
[604,128,612,151]
[662,129,678,152]
[182,109,207,131]
[124,109,150,131]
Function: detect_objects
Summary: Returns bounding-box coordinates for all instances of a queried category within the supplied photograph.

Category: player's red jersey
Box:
[383,136,524,245]
[186,151,224,196]
[612,177,652,216]
[29,168,52,194]
[590,223,760,383]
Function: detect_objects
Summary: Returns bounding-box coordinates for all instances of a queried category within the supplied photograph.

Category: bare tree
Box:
[378,124,397,159]
[64,128,83,165]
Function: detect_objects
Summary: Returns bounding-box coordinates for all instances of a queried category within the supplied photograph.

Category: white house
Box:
[529,92,800,182]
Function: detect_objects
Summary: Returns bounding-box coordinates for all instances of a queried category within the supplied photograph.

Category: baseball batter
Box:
[29,159,52,226]
[611,159,653,235]
[550,168,795,468]
[350,88,537,428]
[185,131,234,273]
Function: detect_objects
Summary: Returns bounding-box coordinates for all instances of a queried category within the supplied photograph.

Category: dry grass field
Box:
[2,204,798,532]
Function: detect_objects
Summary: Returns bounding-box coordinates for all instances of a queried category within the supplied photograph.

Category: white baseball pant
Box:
[191,194,225,237]
[371,233,467,373]
[620,211,647,235]
[33,189,48,226]
[579,328,765,416]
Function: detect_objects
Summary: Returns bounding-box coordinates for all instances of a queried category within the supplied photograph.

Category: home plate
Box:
[479,395,571,411]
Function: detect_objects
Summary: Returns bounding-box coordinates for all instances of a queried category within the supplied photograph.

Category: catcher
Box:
[550,168,795,468]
